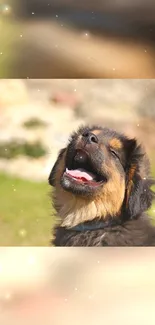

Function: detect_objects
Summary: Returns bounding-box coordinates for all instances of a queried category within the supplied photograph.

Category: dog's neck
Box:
[53,190,121,228]
[60,199,106,228]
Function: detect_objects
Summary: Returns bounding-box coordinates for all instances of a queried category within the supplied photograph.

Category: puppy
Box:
[49,125,155,246]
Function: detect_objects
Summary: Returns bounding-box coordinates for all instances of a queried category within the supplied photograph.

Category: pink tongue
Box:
[66,168,94,181]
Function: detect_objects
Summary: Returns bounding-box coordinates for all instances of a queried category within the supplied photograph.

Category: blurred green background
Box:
[0,79,155,245]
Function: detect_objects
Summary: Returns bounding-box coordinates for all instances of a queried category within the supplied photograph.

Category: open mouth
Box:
[63,149,105,187]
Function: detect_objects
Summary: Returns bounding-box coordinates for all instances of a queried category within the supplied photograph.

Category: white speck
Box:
[5,148,7,151]
[144,189,146,192]
[144,49,147,53]
[38,89,40,92]
[64,298,68,302]
[0,52,3,55]
[32,12,35,15]
[56,15,58,18]
[19,229,27,237]
[113,68,116,71]
[20,34,23,38]
[143,177,146,180]
[97,260,100,264]
[137,124,139,127]
[74,89,77,92]
[153,210,155,213]
[82,31,90,38]
[13,188,16,192]
[5,7,8,11]
[75,287,78,291]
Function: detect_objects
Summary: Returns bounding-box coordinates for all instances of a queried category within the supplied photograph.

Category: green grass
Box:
[0,172,55,246]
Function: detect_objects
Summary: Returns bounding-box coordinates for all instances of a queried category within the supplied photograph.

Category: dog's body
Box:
[49,125,155,246]
[52,215,155,246]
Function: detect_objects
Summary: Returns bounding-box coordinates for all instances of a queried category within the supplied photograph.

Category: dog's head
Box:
[49,125,154,227]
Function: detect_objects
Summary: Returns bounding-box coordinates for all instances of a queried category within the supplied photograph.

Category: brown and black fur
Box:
[48,125,155,246]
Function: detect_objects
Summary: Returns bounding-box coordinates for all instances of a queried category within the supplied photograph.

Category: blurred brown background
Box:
[1,0,155,77]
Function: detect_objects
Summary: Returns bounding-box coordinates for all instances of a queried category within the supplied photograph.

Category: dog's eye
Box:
[82,131,89,137]
[109,148,119,160]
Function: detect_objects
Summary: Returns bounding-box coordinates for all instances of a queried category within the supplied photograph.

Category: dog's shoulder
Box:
[102,216,155,246]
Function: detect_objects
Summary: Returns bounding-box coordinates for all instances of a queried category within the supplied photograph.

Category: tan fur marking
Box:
[75,135,83,148]
[126,164,136,203]
[91,129,101,135]
[109,138,122,149]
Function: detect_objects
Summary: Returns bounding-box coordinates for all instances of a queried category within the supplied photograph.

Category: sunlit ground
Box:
[0,248,155,325]
[0,167,154,246]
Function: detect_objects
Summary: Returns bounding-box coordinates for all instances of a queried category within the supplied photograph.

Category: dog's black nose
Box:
[82,131,98,144]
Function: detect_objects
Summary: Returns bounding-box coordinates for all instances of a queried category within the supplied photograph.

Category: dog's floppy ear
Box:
[48,148,66,187]
[123,138,155,218]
